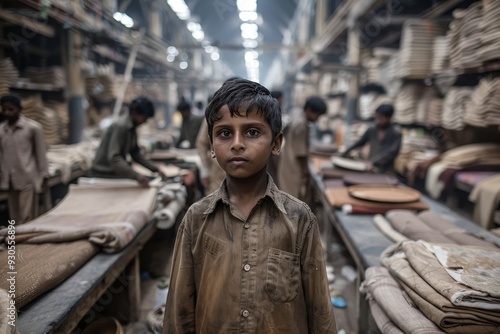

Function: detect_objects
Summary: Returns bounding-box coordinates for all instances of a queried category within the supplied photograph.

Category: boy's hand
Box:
[136,174,150,187]
[157,170,168,181]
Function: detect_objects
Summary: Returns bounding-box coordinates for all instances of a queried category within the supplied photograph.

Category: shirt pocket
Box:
[203,233,226,258]
[265,248,300,304]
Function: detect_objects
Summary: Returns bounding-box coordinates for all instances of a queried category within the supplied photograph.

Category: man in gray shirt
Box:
[342,104,402,173]
[91,97,166,186]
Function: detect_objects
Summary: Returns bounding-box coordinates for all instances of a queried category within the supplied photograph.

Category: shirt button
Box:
[242,310,249,318]
[243,264,251,272]
[244,222,250,229]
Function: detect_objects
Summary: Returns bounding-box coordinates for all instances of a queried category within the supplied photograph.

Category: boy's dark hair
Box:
[270,91,283,100]
[130,97,155,118]
[205,78,281,142]
[375,104,394,118]
[177,100,191,112]
[0,94,22,109]
[304,96,327,115]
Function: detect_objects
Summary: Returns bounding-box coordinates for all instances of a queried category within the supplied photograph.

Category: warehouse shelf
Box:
[10,81,64,92]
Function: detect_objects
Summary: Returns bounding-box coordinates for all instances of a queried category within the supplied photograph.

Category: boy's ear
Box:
[210,142,216,158]
[271,132,283,156]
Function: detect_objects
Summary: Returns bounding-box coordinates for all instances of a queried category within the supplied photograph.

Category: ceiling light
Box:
[239,11,258,21]
[243,39,258,48]
[241,30,258,40]
[192,30,204,41]
[187,22,201,32]
[201,40,211,47]
[204,45,214,53]
[167,46,179,55]
[237,0,257,12]
[113,12,123,21]
[240,23,258,33]
[245,50,258,62]
[211,52,220,61]
[180,61,188,69]
[167,54,176,62]
[167,0,190,20]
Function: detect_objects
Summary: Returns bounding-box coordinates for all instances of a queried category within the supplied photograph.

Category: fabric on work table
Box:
[0,289,16,334]
[470,174,500,229]
[382,241,500,310]
[385,210,455,243]
[426,162,447,199]
[455,172,498,188]
[373,214,409,243]
[439,165,500,194]
[0,241,98,309]
[361,267,444,334]
[386,255,500,332]
[0,184,157,253]
[418,211,495,248]
[320,167,361,180]
[367,298,405,334]
[325,188,429,212]
[343,173,399,187]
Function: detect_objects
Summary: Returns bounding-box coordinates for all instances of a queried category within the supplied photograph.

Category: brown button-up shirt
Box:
[163,176,337,334]
[0,116,48,191]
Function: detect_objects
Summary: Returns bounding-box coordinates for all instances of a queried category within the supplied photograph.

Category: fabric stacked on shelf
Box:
[432,36,450,74]
[416,86,441,125]
[464,77,500,127]
[469,174,500,229]
[45,100,69,142]
[425,144,500,199]
[394,130,437,176]
[21,95,64,145]
[398,20,447,79]
[363,240,500,334]
[0,58,19,96]
[394,82,424,124]
[25,67,66,88]
[46,142,98,182]
[85,76,120,101]
[442,87,473,130]
[478,0,500,63]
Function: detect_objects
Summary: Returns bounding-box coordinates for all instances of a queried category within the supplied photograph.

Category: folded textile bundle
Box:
[0,183,157,253]
[394,82,424,124]
[478,0,500,63]
[0,58,19,88]
[470,174,500,229]
[442,88,473,130]
[0,241,98,309]
[464,77,500,127]
[395,131,438,176]
[416,86,441,126]
[47,142,98,181]
[432,36,450,74]
[25,66,66,88]
[360,266,444,333]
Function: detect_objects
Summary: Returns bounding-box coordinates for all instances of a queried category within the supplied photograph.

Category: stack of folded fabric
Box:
[47,141,98,181]
[375,209,496,247]
[442,87,473,130]
[364,240,500,333]
[470,174,500,229]
[21,95,63,145]
[45,100,69,142]
[459,2,484,69]
[394,82,424,124]
[398,20,447,79]
[447,7,463,69]
[432,36,450,74]
[0,58,19,95]
[395,131,437,176]
[25,66,66,88]
[427,97,444,127]
[416,86,440,125]
[464,77,500,127]
[425,143,500,199]
[478,0,500,63]
[85,75,121,101]
[326,96,346,118]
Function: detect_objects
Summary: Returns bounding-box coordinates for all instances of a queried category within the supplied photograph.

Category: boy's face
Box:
[375,113,391,129]
[1,102,21,122]
[211,105,282,179]
[130,110,148,127]
[305,108,320,123]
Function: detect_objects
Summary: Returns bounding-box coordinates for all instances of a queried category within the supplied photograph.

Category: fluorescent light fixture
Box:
[211,52,220,61]
[201,40,211,47]
[246,60,259,68]
[244,50,258,62]
[243,39,258,48]
[167,54,176,62]
[239,11,258,21]
[167,46,179,55]
[113,12,134,28]
[204,45,214,53]
[167,0,191,20]
[240,23,258,33]
[180,61,188,69]
[241,30,258,39]
[113,12,122,21]
[192,30,205,41]
[187,22,201,32]
[237,0,257,12]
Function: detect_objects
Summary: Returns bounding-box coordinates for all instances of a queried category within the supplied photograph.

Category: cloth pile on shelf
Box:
[478,0,500,63]
[45,100,69,141]
[425,143,500,199]
[85,76,120,101]
[362,240,500,334]
[326,95,346,118]
[0,58,19,96]
[398,20,447,79]
[416,86,441,125]
[374,210,496,247]
[21,95,65,145]
[25,67,66,88]
[394,130,437,176]
[442,87,473,130]
[469,174,500,229]
[464,77,500,127]
[394,82,424,124]
[432,36,450,74]
[46,141,98,182]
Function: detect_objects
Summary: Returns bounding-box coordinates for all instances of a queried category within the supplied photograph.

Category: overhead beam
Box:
[0,8,55,38]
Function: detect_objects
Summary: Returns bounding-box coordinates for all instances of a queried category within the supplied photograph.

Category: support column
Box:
[66,30,85,144]
[315,0,327,36]
[346,26,361,125]
[149,0,162,39]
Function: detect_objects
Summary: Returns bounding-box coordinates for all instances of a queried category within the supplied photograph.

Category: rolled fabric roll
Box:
[157,189,175,205]
[155,189,186,229]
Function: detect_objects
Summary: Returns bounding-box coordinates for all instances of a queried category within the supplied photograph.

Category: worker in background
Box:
[163,78,337,333]
[175,100,204,149]
[268,90,284,182]
[342,104,402,173]
[0,94,48,224]
[278,96,327,201]
[90,97,167,187]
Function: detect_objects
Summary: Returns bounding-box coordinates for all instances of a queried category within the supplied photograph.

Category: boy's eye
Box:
[218,130,231,138]
[246,129,260,137]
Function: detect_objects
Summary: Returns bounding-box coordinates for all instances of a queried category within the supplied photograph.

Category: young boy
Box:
[277,96,327,201]
[0,94,48,224]
[342,104,402,173]
[163,79,336,333]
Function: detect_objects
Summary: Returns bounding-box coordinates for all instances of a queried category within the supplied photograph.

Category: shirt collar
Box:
[2,115,27,131]
[203,174,287,215]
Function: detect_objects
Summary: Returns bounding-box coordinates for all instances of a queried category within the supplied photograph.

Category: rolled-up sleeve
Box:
[163,212,196,334]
